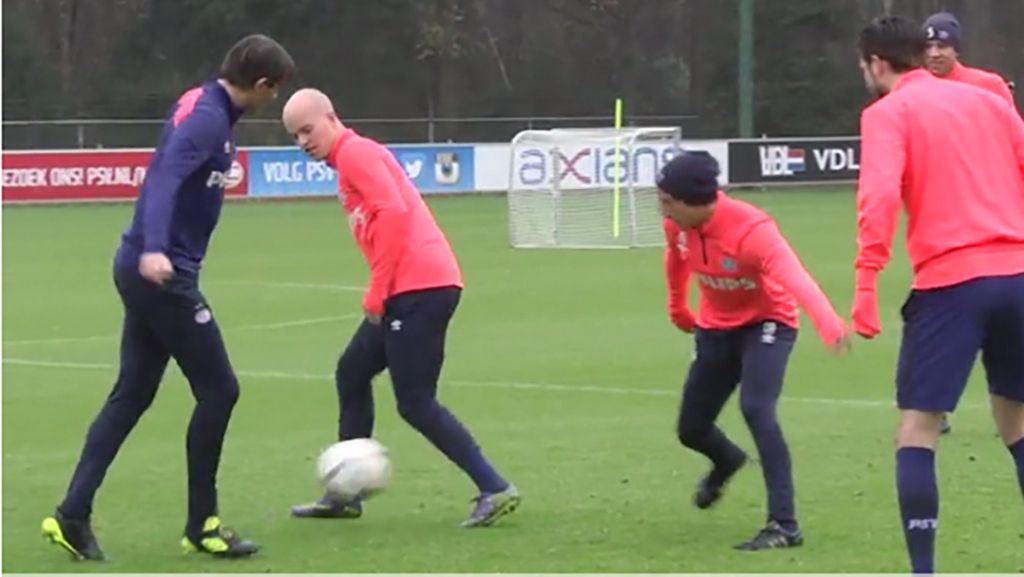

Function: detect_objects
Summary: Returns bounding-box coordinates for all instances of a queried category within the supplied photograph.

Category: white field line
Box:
[5,278,365,346]
[4,313,361,347]
[206,280,363,292]
[1,356,987,411]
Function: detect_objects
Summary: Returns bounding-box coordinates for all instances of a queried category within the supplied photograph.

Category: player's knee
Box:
[108,376,160,415]
[896,410,942,448]
[335,371,361,398]
[221,375,240,407]
[105,392,156,421]
[990,394,1024,444]
[740,398,776,429]
[195,373,239,410]
[677,418,710,447]
[335,356,371,397]
[396,395,437,428]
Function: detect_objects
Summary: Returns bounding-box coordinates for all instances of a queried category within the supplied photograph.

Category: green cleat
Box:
[42,510,105,561]
[181,516,259,558]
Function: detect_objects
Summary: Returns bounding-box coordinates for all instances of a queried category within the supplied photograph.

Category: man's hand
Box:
[852,268,882,339]
[363,292,384,325]
[139,252,174,285]
[670,309,696,333]
[851,287,882,338]
[364,308,383,325]
[828,325,853,356]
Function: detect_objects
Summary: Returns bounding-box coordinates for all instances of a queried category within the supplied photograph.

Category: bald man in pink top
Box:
[281,89,519,528]
[854,16,1024,574]
[657,150,849,552]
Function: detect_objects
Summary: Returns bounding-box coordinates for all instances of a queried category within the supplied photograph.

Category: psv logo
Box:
[205,160,245,189]
[907,518,938,530]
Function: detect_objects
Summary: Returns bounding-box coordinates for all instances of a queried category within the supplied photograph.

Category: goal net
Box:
[507,126,682,249]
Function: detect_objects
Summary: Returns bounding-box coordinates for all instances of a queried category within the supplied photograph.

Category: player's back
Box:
[867,70,1024,287]
[119,81,239,273]
[376,144,454,260]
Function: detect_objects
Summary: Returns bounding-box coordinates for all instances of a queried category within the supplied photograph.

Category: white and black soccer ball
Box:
[316,438,392,500]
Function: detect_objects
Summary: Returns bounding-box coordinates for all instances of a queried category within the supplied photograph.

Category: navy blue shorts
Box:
[896,273,1024,412]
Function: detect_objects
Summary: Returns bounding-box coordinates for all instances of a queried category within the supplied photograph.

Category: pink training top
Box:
[946,61,1015,107]
[855,69,1024,292]
[663,191,846,345]
[327,128,463,314]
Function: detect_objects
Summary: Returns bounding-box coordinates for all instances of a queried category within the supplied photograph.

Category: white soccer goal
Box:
[507,126,683,249]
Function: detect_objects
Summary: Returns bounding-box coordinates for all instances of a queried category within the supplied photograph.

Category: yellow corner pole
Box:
[612,98,623,238]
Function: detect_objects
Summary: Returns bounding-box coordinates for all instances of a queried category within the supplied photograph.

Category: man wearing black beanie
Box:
[923,11,1015,108]
[658,151,850,550]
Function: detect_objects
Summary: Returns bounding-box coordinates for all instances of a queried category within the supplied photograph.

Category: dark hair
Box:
[219,34,295,89]
[858,16,926,73]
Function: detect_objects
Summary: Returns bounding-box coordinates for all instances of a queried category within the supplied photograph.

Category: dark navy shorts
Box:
[896,273,1024,412]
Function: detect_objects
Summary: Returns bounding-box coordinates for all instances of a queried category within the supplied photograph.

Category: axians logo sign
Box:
[515,145,685,188]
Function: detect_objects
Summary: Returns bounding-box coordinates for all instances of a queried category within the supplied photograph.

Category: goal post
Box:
[507,126,683,249]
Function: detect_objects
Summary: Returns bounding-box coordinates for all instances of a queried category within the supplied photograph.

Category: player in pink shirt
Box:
[922,12,1015,107]
[281,88,519,528]
[854,16,1024,573]
[921,11,1017,436]
[658,151,849,551]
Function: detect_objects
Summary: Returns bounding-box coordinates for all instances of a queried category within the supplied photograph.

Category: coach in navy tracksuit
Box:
[42,35,293,561]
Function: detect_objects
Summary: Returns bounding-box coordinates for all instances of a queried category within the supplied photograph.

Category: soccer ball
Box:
[316,438,392,500]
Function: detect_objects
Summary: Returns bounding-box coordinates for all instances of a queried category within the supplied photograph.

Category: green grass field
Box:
[3,189,1021,573]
